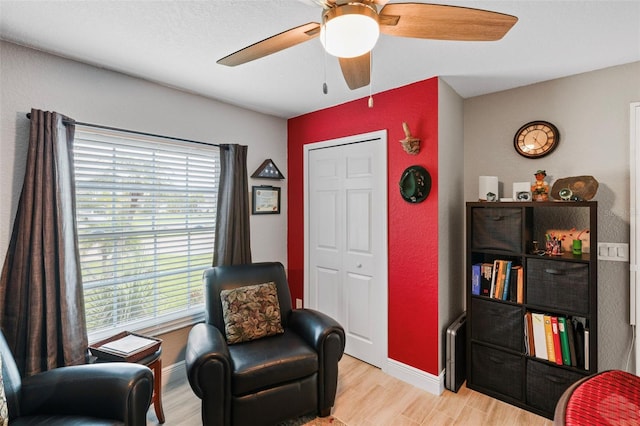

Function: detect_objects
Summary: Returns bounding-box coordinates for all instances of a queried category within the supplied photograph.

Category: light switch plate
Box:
[597,242,629,262]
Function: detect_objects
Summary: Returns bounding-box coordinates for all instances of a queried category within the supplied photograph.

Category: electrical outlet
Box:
[597,242,629,262]
[295,298,303,309]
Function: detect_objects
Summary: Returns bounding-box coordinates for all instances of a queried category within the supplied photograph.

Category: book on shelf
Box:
[550,316,563,366]
[490,260,501,299]
[558,317,572,366]
[507,266,516,302]
[531,312,548,361]
[515,266,524,304]
[493,260,507,299]
[501,261,513,300]
[504,265,523,303]
[523,313,530,355]
[543,315,556,363]
[489,260,497,298]
[471,263,481,295]
[574,319,585,369]
[524,312,535,357]
[566,317,577,367]
[584,328,590,370]
[508,267,517,302]
[480,263,493,296]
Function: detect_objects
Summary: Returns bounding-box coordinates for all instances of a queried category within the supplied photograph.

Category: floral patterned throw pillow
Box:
[220,282,284,345]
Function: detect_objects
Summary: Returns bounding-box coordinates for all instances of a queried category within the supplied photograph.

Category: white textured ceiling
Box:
[1,0,639,118]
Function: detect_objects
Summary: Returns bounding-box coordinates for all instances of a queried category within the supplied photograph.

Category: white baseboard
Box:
[161,360,187,389]
[383,358,445,396]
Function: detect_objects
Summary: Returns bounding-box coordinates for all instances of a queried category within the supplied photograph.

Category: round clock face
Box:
[514,121,559,158]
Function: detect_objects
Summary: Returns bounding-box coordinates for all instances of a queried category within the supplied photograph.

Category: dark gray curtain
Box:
[0,109,87,377]
[213,144,252,266]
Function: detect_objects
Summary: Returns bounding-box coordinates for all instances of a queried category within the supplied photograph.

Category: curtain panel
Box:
[0,109,87,376]
[213,144,252,266]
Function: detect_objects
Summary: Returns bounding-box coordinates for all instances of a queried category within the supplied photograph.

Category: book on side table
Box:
[90,331,161,362]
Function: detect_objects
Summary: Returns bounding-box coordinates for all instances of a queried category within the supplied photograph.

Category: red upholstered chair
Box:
[554,370,640,425]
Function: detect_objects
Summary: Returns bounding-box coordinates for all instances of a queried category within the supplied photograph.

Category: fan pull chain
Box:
[368,50,374,108]
[323,54,328,94]
[322,21,328,95]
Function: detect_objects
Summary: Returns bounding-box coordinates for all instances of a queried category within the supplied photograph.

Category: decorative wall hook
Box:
[399,122,420,155]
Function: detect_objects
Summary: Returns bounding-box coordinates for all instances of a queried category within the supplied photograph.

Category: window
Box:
[73,127,219,341]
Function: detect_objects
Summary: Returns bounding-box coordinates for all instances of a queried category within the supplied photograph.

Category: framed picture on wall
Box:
[252,186,280,214]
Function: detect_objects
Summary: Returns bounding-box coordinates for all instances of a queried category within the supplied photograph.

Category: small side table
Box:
[137,348,166,424]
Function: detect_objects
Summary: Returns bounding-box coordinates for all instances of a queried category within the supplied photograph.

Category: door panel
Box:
[315,266,340,321]
[346,272,373,342]
[316,191,338,249]
[347,190,372,253]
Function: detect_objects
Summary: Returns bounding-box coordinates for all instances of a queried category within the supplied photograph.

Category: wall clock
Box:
[513,120,560,158]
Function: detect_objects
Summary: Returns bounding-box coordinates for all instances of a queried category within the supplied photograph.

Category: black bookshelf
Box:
[465,201,597,419]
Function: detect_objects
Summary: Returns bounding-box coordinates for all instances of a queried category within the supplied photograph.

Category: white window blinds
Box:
[73,127,219,340]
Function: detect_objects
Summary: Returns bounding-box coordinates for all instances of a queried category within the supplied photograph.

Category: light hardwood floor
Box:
[148,355,554,426]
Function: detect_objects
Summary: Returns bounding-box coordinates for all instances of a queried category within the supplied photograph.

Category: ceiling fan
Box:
[217,1,518,90]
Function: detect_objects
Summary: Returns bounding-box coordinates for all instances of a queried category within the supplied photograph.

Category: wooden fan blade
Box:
[217,22,321,66]
[339,53,370,90]
[379,3,518,41]
[323,0,386,5]
[324,0,388,9]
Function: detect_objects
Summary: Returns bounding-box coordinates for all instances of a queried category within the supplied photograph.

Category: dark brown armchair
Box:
[0,330,153,425]
[185,262,345,426]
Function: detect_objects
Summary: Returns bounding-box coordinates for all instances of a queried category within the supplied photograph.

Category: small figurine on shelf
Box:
[531,170,550,202]
[569,228,589,255]
[545,233,563,255]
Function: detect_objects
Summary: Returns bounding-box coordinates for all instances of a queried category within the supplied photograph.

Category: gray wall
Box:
[463,61,640,370]
[0,40,288,367]
[437,79,465,373]
[0,40,288,267]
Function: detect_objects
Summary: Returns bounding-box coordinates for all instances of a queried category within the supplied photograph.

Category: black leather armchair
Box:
[186,262,345,426]
[0,330,153,425]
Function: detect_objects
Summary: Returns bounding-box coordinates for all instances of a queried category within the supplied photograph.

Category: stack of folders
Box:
[525,312,589,370]
[471,261,524,303]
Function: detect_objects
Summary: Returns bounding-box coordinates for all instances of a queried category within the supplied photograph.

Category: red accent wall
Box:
[287,77,440,374]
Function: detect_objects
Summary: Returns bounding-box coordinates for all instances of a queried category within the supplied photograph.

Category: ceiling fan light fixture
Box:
[320,3,380,58]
